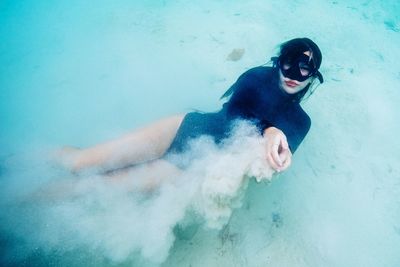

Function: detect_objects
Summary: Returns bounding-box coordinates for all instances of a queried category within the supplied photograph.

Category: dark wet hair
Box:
[221,38,324,102]
[274,37,324,102]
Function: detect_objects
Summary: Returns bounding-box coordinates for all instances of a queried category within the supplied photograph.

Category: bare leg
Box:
[104,159,183,192]
[26,159,183,202]
[59,115,184,173]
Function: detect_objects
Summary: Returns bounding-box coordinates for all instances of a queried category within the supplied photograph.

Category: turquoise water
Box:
[1,1,400,266]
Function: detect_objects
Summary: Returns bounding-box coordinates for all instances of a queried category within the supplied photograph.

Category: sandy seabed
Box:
[1,1,400,266]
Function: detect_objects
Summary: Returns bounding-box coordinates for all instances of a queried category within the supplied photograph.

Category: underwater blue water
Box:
[1,0,400,266]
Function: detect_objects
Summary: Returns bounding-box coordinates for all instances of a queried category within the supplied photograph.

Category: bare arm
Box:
[60,114,184,173]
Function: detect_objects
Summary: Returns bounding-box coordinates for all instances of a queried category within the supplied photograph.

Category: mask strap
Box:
[316,71,324,83]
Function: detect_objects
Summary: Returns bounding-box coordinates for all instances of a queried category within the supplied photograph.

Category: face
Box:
[278,51,314,94]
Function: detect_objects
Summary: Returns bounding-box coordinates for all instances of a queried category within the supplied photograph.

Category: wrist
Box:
[264,126,280,135]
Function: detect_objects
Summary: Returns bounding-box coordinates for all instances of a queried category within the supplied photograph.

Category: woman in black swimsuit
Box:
[59,37,323,188]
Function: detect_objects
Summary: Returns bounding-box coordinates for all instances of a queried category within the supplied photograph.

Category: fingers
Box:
[279,133,289,151]
[271,143,282,167]
[267,152,281,171]
[264,127,292,172]
[267,143,292,172]
[279,149,292,171]
[267,141,285,171]
[268,149,291,172]
[279,148,289,163]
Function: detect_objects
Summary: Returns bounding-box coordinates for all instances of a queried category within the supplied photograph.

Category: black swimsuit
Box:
[166,66,311,158]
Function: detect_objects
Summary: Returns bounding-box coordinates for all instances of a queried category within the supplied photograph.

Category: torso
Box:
[167,66,311,156]
[222,66,311,152]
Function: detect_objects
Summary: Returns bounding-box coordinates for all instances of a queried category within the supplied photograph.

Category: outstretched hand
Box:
[263,127,292,172]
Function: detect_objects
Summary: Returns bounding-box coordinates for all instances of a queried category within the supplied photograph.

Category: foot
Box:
[53,146,82,172]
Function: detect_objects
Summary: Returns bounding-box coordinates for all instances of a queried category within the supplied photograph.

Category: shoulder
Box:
[234,66,275,90]
[238,66,274,81]
[221,66,276,101]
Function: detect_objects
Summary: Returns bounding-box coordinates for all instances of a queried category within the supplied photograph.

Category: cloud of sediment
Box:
[0,121,274,265]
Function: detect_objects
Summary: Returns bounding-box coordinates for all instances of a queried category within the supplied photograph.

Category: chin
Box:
[280,82,299,94]
[284,87,298,94]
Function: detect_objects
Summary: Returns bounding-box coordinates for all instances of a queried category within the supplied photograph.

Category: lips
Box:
[285,81,298,87]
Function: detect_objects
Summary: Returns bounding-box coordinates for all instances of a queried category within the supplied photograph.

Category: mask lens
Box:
[299,62,311,76]
[282,62,291,70]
